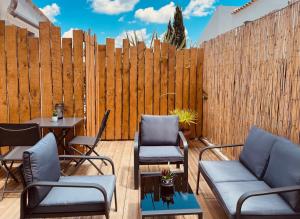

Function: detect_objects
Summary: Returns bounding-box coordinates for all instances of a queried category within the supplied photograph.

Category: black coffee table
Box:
[140,173,202,218]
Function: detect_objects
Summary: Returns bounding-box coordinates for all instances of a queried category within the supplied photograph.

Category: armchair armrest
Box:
[59,155,115,174]
[236,185,300,219]
[134,132,139,155]
[179,131,188,154]
[20,181,108,213]
[199,143,244,160]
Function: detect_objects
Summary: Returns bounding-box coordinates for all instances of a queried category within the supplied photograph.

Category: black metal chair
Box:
[133,115,188,189]
[21,133,117,219]
[0,123,40,200]
[68,110,110,174]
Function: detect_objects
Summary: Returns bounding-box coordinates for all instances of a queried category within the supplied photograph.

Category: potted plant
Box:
[170,109,197,140]
[51,110,58,122]
[161,166,175,187]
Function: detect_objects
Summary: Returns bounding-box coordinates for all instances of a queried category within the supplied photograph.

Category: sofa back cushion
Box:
[263,138,300,212]
[140,115,179,146]
[23,133,61,208]
[239,126,277,179]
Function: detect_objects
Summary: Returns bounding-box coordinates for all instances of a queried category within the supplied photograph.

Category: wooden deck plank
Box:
[0,140,226,219]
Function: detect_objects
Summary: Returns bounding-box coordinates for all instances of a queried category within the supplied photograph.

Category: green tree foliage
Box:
[163,6,186,49]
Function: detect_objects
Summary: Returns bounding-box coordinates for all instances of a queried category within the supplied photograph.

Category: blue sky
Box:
[33,0,249,47]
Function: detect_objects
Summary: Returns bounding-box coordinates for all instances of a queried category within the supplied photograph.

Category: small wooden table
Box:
[26,117,83,154]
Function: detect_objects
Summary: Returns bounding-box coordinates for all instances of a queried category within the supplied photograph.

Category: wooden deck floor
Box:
[0,140,227,219]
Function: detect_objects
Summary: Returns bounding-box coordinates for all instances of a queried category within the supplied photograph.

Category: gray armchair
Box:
[134,115,188,189]
[20,133,117,219]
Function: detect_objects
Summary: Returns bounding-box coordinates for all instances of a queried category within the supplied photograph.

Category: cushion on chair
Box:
[239,126,277,179]
[263,138,300,212]
[139,146,183,163]
[199,161,257,183]
[214,181,296,219]
[140,115,179,146]
[32,175,116,214]
[23,133,61,208]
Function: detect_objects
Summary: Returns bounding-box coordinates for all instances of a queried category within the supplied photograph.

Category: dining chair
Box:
[68,110,110,174]
[0,123,40,200]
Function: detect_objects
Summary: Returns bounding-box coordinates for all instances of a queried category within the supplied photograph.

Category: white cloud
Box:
[118,16,125,22]
[115,28,149,47]
[89,0,139,15]
[62,28,79,38]
[39,3,60,23]
[183,0,216,18]
[134,2,176,24]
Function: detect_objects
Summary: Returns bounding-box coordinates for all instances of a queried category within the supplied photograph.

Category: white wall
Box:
[0,0,48,36]
[199,0,289,44]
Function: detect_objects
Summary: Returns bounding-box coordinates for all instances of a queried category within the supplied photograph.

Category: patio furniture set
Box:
[0,114,300,219]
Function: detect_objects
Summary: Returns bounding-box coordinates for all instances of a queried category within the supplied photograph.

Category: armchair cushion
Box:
[139,146,183,163]
[199,161,257,183]
[23,133,61,208]
[31,175,116,214]
[240,126,277,179]
[140,115,179,146]
[215,181,295,219]
[263,138,300,212]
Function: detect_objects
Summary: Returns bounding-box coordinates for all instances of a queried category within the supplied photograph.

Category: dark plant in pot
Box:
[170,109,197,140]
[161,167,175,187]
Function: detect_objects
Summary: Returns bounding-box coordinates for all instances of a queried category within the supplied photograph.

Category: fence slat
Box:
[129,46,138,138]
[175,50,184,109]
[97,45,106,137]
[137,42,145,121]
[28,38,41,119]
[122,39,130,139]
[145,48,153,115]
[0,21,8,123]
[106,38,115,139]
[62,38,74,117]
[196,48,204,137]
[51,26,63,105]
[153,40,160,115]
[17,28,30,122]
[189,48,198,137]
[115,48,122,139]
[39,22,53,116]
[168,45,176,113]
[5,25,19,123]
[160,43,168,115]
[183,49,190,109]
[73,30,85,135]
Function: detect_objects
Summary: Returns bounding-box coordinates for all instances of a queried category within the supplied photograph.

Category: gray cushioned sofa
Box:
[197,126,300,219]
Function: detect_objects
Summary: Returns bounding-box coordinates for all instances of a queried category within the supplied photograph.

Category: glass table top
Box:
[140,173,202,217]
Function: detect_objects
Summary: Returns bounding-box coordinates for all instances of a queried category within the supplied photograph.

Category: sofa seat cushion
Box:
[140,115,179,146]
[215,181,296,219]
[240,127,277,179]
[31,175,116,214]
[139,146,183,163]
[200,161,257,183]
[263,138,300,212]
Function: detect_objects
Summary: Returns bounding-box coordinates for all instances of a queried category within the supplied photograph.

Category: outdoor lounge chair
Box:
[20,133,117,219]
[133,115,188,189]
[68,110,110,174]
[0,123,40,200]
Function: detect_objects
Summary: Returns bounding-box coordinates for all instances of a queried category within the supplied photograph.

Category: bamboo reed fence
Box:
[202,1,300,159]
[0,21,204,141]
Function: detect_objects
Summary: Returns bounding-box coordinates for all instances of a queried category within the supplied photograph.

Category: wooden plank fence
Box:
[202,1,300,159]
[0,20,204,141]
